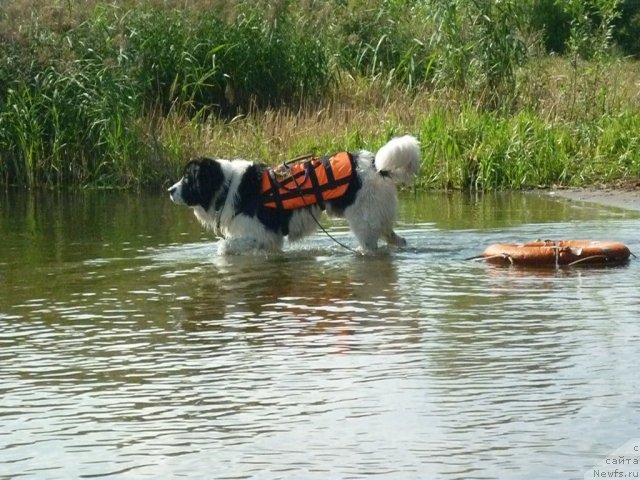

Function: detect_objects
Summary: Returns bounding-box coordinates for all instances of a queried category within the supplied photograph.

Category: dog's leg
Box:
[383,230,407,248]
[218,236,283,255]
[348,224,381,253]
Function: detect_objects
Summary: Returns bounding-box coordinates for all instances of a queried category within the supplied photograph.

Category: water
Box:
[1,190,639,480]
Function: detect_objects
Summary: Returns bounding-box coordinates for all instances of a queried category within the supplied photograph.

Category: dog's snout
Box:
[168,180,185,205]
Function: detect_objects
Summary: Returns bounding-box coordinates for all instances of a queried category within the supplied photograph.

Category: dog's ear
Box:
[182,158,224,209]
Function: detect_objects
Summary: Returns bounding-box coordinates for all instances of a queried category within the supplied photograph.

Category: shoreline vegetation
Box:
[1,0,640,191]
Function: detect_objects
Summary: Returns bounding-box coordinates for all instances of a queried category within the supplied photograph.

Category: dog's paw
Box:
[384,231,407,248]
[395,236,407,248]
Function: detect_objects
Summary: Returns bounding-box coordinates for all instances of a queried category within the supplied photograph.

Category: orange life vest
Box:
[261,152,354,210]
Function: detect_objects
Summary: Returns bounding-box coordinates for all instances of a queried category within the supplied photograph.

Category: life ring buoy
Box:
[482,240,631,266]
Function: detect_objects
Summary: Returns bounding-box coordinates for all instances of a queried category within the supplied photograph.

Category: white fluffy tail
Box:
[374,135,421,185]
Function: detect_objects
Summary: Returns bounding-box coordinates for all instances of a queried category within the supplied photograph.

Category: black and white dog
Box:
[168,135,420,254]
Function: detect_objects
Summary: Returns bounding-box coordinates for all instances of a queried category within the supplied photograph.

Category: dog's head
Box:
[168,157,225,210]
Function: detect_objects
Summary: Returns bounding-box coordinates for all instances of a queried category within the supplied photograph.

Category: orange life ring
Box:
[482,240,631,266]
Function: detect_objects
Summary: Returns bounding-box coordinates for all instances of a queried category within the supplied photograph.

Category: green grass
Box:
[157,103,638,192]
[1,0,640,190]
[0,2,332,188]
[416,108,640,190]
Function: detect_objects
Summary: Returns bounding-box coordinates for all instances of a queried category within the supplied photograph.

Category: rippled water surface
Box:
[1,191,639,479]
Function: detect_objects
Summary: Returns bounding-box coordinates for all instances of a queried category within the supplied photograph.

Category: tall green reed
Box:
[331,0,433,89]
[0,3,334,188]
[415,107,640,191]
[426,0,527,110]
[123,5,331,115]
[1,0,639,190]
[562,0,622,120]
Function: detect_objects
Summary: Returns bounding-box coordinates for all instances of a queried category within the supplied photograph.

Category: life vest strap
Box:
[279,166,308,192]
[266,169,284,211]
[321,156,336,186]
[304,160,325,209]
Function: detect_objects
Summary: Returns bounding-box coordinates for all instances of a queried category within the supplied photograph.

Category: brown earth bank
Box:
[549,179,640,212]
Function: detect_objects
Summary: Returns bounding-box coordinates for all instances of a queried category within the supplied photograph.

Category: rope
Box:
[466,254,513,264]
[285,153,314,165]
[567,255,608,266]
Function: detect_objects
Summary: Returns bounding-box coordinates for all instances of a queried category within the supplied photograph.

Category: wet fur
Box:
[169,136,420,254]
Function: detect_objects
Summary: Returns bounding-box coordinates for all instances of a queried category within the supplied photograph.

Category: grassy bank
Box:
[1,1,639,190]
[145,90,640,191]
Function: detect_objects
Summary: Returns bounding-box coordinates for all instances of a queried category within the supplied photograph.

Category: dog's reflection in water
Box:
[174,250,411,352]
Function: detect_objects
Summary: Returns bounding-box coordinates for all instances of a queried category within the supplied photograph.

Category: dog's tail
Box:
[374,135,421,185]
